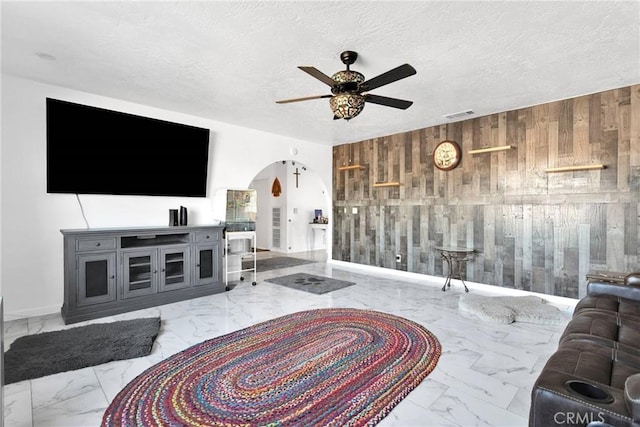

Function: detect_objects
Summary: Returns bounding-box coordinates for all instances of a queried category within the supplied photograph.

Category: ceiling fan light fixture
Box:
[330,94,365,120]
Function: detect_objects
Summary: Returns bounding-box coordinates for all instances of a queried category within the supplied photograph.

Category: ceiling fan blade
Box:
[364,94,413,110]
[276,94,332,104]
[360,64,416,92]
[298,66,336,87]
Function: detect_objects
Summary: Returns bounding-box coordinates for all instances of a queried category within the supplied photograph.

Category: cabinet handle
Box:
[205,235,210,239]
[96,242,101,247]
[109,275,115,279]
[154,270,157,274]
[196,264,200,268]
[161,268,165,272]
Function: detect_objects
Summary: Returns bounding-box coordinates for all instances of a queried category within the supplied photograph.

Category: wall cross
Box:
[293,167,301,188]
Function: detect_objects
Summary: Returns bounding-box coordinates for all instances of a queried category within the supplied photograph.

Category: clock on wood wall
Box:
[433,140,461,171]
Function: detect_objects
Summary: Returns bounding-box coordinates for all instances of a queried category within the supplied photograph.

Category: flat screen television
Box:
[46,98,210,197]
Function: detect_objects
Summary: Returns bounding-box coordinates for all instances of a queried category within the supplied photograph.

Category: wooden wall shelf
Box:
[544,164,605,173]
[373,182,401,188]
[468,145,513,155]
[338,165,364,171]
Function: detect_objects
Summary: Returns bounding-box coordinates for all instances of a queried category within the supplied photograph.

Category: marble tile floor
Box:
[4,251,576,427]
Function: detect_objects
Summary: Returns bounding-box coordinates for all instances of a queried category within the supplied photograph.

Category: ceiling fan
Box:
[276,50,416,120]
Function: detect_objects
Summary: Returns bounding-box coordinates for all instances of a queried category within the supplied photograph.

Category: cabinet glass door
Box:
[77,253,116,306]
[122,250,158,298]
[159,247,190,292]
[195,244,220,286]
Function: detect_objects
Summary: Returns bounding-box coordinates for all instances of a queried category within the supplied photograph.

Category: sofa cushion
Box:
[575,294,622,314]
[575,294,640,320]
[560,313,640,357]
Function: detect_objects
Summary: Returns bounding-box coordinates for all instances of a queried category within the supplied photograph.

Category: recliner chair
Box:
[530,273,640,427]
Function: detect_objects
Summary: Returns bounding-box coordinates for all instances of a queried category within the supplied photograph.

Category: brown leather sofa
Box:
[530,273,640,427]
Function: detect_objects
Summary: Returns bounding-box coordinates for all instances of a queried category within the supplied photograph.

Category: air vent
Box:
[272,208,281,249]
[443,110,475,120]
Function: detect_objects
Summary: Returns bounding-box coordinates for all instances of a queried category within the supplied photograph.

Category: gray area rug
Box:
[458,294,567,325]
[4,317,161,384]
[243,256,316,272]
[265,273,356,294]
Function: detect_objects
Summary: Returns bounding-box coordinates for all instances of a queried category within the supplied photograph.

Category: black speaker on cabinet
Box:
[169,209,179,226]
[179,206,188,226]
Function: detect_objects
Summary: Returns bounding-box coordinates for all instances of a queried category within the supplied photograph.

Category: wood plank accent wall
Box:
[332,84,640,298]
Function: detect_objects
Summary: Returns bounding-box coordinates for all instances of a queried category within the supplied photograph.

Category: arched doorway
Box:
[248,160,330,257]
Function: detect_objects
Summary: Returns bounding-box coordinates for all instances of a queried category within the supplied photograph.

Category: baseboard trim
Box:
[4,304,60,321]
[6,261,578,321]
[328,259,578,308]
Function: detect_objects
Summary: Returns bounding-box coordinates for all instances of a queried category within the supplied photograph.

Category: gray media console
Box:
[61,225,225,324]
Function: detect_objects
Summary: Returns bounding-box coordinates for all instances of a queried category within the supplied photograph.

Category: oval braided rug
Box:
[102,308,441,426]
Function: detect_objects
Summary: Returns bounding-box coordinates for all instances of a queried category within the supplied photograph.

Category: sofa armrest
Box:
[625,373,640,423]
[587,281,640,301]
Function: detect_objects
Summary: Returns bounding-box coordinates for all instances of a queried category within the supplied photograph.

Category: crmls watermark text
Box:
[554,411,606,425]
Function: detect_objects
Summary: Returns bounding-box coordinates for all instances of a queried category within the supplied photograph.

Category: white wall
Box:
[251,176,272,249]
[283,162,328,252]
[1,75,332,318]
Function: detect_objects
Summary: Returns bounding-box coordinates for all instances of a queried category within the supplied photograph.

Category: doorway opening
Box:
[248,160,330,259]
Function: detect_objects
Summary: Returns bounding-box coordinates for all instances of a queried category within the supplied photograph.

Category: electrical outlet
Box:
[396,254,401,263]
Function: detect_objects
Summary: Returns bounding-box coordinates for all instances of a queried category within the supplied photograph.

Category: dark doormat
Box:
[243,256,316,272]
[265,273,356,294]
[4,317,161,384]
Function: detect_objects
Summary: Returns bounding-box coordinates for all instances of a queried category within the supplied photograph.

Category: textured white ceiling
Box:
[2,1,639,146]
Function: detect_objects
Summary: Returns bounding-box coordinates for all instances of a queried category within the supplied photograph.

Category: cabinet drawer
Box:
[194,231,220,243]
[76,238,117,252]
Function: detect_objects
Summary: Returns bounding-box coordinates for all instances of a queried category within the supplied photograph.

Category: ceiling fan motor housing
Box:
[330,70,364,94]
